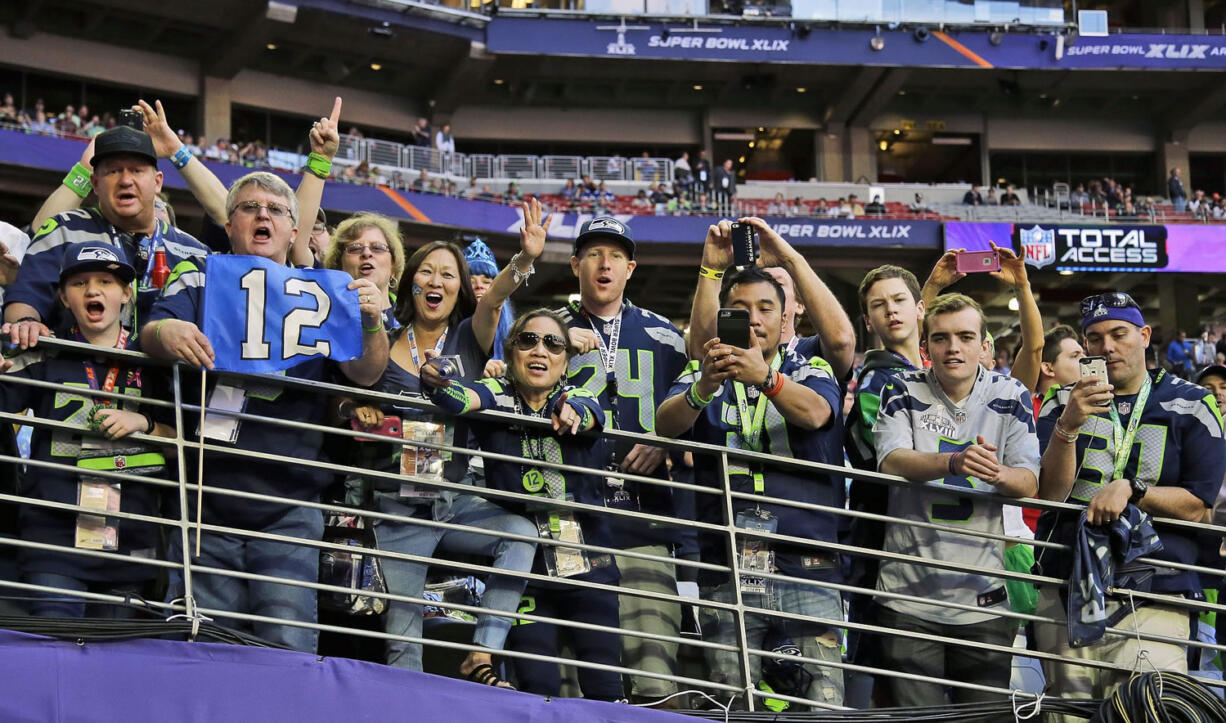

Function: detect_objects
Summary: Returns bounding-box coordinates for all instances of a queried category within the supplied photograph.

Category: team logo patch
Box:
[588,218,625,234]
[114,456,126,469]
[77,247,121,263]
[1019,225,1056,269]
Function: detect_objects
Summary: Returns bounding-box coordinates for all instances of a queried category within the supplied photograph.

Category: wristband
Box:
[306,152,332,180]
[143,413,155,435]
[170,145,193,170]
[63,163,92,199]
[685,382,714,410]
[1053,418,1079,444]
[426,380,472,415]
[153,318,171,342]
[762,369,786,398]
[698,265,725,280]
[948,450,963,476]
[363,320,385,334]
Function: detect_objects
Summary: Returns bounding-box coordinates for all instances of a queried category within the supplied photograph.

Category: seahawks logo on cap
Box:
[77,247,121,263]
[588,218,625,234]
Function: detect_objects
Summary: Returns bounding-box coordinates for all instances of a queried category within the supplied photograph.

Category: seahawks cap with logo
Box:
[573,216,635,259]
[59,242,136,285]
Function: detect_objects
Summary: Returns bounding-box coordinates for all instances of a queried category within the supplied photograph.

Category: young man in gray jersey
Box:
[871,293,1040,707]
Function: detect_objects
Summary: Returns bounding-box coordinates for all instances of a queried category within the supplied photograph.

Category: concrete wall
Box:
[448,106,701,144]
[988,117,1156,152]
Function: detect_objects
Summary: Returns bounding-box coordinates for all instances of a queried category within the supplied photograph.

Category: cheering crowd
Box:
[0,100,1223,715]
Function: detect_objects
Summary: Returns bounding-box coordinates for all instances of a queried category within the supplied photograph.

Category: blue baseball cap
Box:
[573,216,635,259]
[59,242,135,285]
[1080,291,1146,333]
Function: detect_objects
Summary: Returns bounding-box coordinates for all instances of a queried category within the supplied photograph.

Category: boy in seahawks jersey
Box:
[872,293,1039,707]
[558,217,690,701]
[658,266,846,707]
[1034,293,1224,712]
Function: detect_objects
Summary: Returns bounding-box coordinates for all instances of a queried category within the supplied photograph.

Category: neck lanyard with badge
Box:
[1108,371,1155,480]
[731,352,784,595]
[515,387,590,578]
[580,301,641,511]
[397,324,452,500]
[407,323,448,376]
[75,327,161,553]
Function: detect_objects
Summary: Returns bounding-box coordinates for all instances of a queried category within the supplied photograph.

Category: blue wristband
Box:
[170,145,192,170]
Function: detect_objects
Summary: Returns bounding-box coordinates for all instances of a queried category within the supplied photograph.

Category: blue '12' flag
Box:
[202,255,363,373]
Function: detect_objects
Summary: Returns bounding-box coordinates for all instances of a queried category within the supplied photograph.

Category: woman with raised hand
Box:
[422,309,623,701]
[344,200,550,686]
[324,212,405,331]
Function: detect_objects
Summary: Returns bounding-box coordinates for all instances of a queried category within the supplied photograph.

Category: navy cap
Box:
[1195,364,1226,385]
[59,242,136,285]
[573,216,634,259]
[90,126,158,168]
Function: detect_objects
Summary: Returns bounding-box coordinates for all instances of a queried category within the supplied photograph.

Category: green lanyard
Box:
[1107,371,1154,480]
[732,353,783,494]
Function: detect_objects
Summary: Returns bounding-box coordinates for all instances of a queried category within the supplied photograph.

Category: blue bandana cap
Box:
[463,238,499,278]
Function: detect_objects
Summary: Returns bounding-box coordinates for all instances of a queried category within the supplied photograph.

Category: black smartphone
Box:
[716,308,751,349]
[730,222,756,267]
[118,109,143,131]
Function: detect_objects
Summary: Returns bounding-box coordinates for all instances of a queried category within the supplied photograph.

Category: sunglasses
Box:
[1079,292,1139,318]
[513,331,568,355]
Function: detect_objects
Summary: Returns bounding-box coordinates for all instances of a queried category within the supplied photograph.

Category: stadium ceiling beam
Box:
[1169,79,1226,131]
[847,69,912,128]
[430,43,496,116]
[822,67,886,127]
[203,6,279,79]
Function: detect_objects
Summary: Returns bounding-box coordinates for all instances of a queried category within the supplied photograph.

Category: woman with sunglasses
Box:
[423,309,624,701]
[324,212,406,331]
[345,200,550,687]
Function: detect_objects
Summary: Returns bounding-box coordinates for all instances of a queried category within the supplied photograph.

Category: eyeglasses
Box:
[343,242,391,255]
[1079,292,1140,318]
[513,331,568,355]
[231,200,292,220]
[312,223,327,235]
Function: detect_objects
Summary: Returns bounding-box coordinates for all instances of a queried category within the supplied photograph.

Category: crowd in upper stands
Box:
[0,96,1225,716]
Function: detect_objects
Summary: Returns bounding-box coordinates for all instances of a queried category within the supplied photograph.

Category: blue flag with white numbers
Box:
[202,255,363,373]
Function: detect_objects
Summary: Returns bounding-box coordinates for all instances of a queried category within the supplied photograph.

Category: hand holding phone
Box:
[730,222,757,267]
[956,249,1001,274]
[1079,356,1109,385]
[716,308,751,349]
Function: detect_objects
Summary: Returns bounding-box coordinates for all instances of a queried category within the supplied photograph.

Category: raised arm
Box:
[32,136,96,231]
[744,216,856,379]
[686,220,734,359]
[338,277,389,386]
[471,198,549,354]
[136,100,228,226]
[990,242,1044,393]
[292,97,342,268]
[1037,378,1111,501]
[658,343,731,438]
[921,249,966,309]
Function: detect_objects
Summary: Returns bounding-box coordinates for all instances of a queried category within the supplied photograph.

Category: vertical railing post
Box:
[170,364,197,624]
[719,451,756,711]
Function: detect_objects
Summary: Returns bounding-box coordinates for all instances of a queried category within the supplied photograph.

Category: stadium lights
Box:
[796,87,806,93]
[370,63,382,71]
[738,155,746,163]
[748,141,755,148]
[878,140,889,151]
[693,84,703,91]
[266,43,277,50]
[493,79,505,85]
[1059,270,1075,276]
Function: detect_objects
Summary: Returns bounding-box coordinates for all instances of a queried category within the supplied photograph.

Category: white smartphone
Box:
[1079,355,1109,385]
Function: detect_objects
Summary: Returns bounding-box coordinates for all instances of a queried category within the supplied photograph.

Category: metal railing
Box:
[1,336,1224,714]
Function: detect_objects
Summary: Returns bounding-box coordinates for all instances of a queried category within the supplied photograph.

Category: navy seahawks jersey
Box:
[0,338,166,582]
[1037,369,1225,594]
[147,259,336,529]
[8,209,209,333]
[557,300,689,548]
[467,378,616,584]
[667,347,845,586]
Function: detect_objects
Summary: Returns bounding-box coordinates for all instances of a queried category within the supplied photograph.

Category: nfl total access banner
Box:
[944,222,1225,273]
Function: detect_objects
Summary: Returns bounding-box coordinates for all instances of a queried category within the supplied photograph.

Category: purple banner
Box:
[945,221,1226,273]
[486,19,1226,71]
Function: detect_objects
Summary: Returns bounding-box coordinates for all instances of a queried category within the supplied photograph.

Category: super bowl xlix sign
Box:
[1014,224,1168,271]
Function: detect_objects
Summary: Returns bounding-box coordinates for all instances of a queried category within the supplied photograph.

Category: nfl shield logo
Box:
[114,456,126,469]
[1019,225,1056,269]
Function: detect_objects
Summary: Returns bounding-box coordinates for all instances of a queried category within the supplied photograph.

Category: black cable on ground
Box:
[1092,671,1226,723]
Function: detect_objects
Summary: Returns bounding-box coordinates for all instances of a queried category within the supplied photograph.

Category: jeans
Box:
[1175,196,1187,213]
[374,492,537,671]
[700,579,845,708]
[24,571,152,618]
[166,504,323,653]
